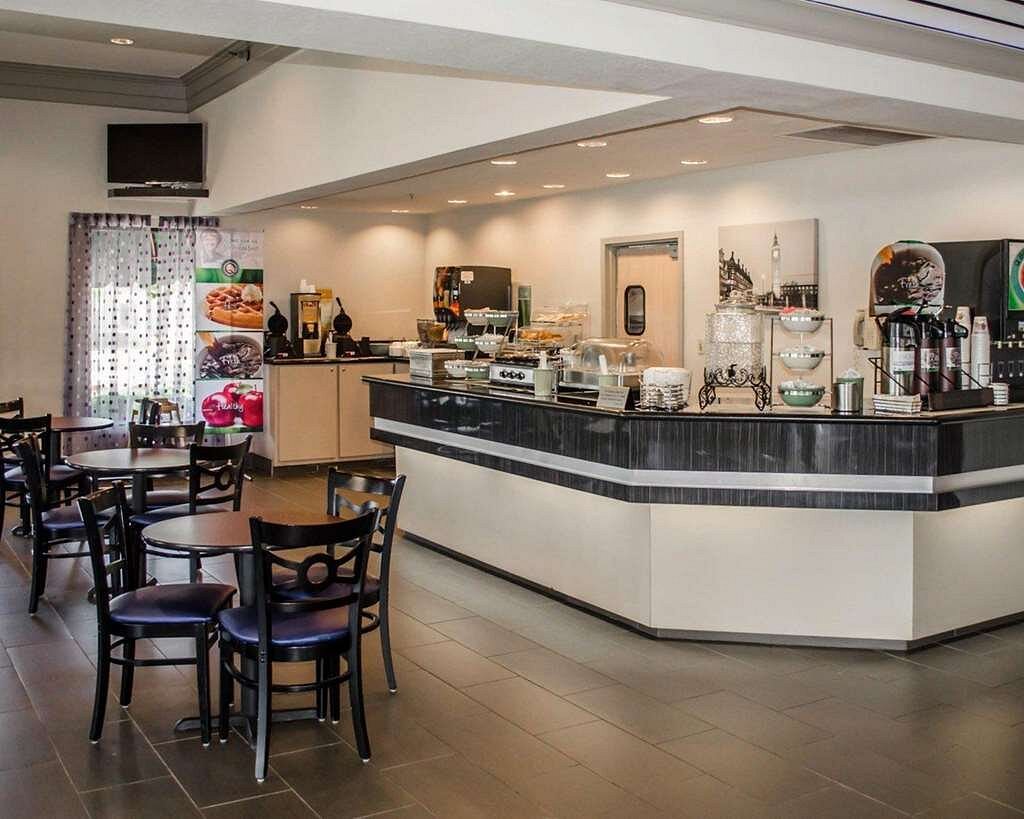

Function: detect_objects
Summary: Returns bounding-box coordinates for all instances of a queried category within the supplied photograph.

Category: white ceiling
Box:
[612,0,1024,81]
[298,109,921,215]
[0,10,230,76]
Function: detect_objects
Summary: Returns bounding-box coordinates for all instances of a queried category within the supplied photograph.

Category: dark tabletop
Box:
[51,416,113,433]
[142,510,342,553]
[65,447,190,474]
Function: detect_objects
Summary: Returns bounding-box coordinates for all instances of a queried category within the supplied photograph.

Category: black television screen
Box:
[107,123,205,184]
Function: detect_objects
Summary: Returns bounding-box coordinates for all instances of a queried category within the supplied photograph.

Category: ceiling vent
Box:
[787,125,932,147]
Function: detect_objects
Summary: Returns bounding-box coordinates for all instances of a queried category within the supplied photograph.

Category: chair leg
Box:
[378,601,398,694]
[119,639,136,706]
[196,634,212,747]
[254,653,272,782]
[329,656,341,724]
[190,555,201,582]
[90,632,111,743]
[28,531,49,614]
[346,644,371,762]
[18,493,30,534]
[315,658,327,722]
[218,644,232,744]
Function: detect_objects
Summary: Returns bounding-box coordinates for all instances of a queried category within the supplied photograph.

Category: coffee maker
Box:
[290,292,323,358]
[263,301,293,359]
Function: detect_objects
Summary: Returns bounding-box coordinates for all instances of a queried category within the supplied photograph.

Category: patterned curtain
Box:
[64,213,196,451]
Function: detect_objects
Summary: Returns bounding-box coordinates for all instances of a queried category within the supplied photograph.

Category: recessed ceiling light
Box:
[605,172,631,179]
[680,159,708,165]
[494,190,516,197]
[576,140,607,148]
[490,159,518,166]
[542,184,565,189]
[698,115,733,125]
[109,37,135,45]
[391,209,410,213]
[447,199,468,204]
[299,205,318,210]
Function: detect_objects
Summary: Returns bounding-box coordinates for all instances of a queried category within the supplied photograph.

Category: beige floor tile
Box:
[399,640,516,688]
[463,676,596,734]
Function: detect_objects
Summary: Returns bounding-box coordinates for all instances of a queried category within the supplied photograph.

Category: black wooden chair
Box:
[135,398,162,426]
[2,413,88,536]
[217,509,380,782]
[14,435,95,613]
[129,438,251,582]
[274,469,407,693]
[0,397,25,532]
[125,421,206,510]
[79,483,235,747]
[79,483,234,745]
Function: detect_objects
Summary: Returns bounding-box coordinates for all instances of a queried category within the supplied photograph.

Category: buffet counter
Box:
[367,373,1024,649]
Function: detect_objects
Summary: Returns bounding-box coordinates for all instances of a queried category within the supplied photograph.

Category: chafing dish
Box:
[559,337,662,389]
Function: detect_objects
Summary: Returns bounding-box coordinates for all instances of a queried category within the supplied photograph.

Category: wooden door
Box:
[612,244,683,366]
[339,363,394,459]
[275,365,339,463]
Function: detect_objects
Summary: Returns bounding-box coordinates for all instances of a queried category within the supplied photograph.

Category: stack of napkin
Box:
[872,394,922,415]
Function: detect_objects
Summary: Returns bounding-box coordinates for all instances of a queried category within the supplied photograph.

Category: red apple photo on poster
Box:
[195,379,264,432]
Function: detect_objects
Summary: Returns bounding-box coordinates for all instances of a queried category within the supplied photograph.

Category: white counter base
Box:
[397,446,1024,649]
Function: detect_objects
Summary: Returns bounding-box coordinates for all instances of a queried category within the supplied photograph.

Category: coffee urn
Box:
[879,312,920,395]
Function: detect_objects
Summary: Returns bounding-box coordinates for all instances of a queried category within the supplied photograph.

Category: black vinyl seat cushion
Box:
[128,488,230,510]
[41,503,113,532]
[5,464,84,486]
[218,605,354,648]
[135,489,190,508]
[272,575,380,604]
[108,583,235,626]
[129,501,232,528]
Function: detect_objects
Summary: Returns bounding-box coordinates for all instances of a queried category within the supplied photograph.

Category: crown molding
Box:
[0,40,295,112]
[0,60,187,111]
[183,42,297,111]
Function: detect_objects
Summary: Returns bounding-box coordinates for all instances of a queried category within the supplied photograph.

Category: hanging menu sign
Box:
[194,229,265,432]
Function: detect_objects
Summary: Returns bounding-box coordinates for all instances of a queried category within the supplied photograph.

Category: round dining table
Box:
[50,416,112,464]
[64,447,192,514]
[142,510,340,738]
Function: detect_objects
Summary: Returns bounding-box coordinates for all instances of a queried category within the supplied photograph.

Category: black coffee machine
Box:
[263,302,293,359]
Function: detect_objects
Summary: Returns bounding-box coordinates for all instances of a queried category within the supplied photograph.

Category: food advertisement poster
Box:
[1009,242,1024,312]
[194,229,265,331]
[196,332,264,381]
[194,231,264,431]
[195,379,264,433]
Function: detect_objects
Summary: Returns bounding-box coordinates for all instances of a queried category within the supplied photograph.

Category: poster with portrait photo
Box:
[195,229,264,284]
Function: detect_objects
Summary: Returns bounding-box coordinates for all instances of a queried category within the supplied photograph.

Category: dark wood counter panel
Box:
[366,374,1024,511]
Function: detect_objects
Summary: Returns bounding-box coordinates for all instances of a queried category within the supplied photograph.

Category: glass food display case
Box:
[560,337,662,389]
[517,304,589,351]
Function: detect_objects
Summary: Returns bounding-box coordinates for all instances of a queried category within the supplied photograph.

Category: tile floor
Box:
[2,468,1024,817]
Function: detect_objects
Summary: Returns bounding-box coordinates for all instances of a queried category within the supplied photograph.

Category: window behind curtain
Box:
[65,214,195,452]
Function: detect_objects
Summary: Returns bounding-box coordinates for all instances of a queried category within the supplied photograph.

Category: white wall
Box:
[424,137,1024,376]
[0,98,189,413]
[194,59,661,213]
[219,208,429,340]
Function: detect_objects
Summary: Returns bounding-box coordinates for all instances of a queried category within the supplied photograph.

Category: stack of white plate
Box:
[872,394,922,415]
[992,382,1010,406]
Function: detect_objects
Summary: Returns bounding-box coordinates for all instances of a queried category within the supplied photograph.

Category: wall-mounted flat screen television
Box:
[107,123,205,184]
